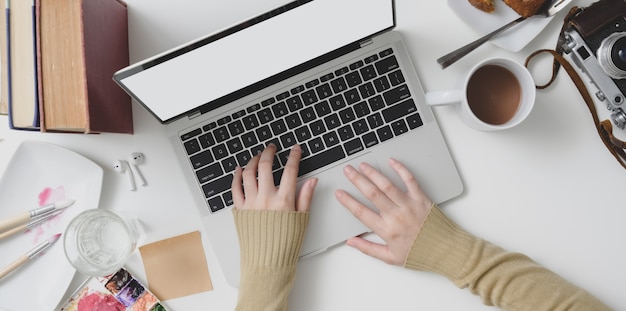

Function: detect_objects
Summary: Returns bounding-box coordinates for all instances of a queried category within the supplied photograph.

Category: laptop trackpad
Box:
[298,152,380,258]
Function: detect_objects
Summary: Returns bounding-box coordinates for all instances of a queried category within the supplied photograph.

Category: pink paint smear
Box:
[24,186,66,243]
[78,293,125,311]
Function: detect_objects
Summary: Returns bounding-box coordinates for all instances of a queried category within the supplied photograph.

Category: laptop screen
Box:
[114,0,395,123]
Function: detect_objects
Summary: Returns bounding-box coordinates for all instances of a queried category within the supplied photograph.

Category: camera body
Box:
[563,16,626,129]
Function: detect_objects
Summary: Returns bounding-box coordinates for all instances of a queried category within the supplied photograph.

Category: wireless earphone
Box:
[128,152,147,186]
[113,160,136,191]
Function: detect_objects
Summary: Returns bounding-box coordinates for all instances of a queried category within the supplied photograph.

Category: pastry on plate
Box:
[469,0,495,13]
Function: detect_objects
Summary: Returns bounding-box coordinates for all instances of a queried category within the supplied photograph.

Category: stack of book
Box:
[0,0,133,134]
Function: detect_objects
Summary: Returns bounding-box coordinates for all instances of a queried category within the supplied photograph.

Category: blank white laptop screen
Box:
[116,0,394,123]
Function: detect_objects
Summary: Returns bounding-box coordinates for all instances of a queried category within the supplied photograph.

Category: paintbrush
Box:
[0,199,75,233]
[0,210,65,240]
[0,233,62,280]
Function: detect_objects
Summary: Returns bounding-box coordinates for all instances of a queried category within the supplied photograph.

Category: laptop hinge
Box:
[187,111,202,120]
[359,38,374,48]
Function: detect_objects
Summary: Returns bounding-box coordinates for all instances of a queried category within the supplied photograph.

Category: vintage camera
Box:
[562,10,626,129]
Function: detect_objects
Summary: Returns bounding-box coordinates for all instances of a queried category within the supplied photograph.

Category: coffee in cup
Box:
[426,58,535,131]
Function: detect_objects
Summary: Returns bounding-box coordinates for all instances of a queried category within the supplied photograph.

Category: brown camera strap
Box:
[525,49,626,170]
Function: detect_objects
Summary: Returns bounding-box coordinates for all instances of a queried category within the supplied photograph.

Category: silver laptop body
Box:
[114,0,463,287]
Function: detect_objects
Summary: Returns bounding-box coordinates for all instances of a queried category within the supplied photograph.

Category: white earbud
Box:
[113,160,136,191]
[128,152,147,186]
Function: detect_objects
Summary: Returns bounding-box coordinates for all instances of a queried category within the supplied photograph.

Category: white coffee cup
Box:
[425,58,536,131]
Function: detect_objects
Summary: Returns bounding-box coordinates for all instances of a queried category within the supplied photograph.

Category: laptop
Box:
[113,0,463,287]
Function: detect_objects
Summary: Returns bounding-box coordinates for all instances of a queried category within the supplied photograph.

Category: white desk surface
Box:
[1,0,625,310]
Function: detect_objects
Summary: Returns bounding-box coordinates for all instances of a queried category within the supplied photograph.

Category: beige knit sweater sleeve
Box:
[405,205,611,311]
[234,206,611,310]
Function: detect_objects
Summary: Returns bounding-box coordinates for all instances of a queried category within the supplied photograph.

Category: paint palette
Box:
[59,267,168,311]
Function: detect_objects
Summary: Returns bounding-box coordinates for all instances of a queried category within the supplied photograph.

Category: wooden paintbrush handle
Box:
[0,212,29,232]
[0,224,27,240]
[0,255,28,280]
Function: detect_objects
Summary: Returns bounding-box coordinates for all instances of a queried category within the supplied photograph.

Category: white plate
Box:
[0,141,103,311]
[448,0,553,52]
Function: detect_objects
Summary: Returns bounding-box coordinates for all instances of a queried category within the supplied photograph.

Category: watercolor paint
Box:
[59,267,168,311]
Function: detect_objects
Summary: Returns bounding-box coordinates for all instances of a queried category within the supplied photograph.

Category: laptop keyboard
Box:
[180,47,424,213]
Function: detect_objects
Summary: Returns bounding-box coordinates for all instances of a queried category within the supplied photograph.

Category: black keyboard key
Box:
[295,125,312,143]
[251,145,265,156]
[196,162,223,184]
[242,115,260,130]
[278,149,291,166]
[266,138,282,151]
[280,132,297,148]
[354,101,370,118]
[330,77,348,93]
[360,65,377,81]
[272,155,281,171]
[358,82,376,99]
[316,83,333,100]
[314,100,332,117]
[377,125,394,142]
[344,89,361,105]
[217,115,232,125]
[212,143,229,160]
[257,108,274,124]
[226,137,244,154]
[261,97,276,107]
[329,95,346,111]
[379,48,393,58]
[256,125,273,142]
[407,113,423,129]
[305,79,319,88]
[285,113,302,129]
[388,69,405,86]
[213,126,230,143]
[382,99,418,123]
[236,150,253,166]
[190,150,214,169]
[228,120,245,136]
[298,145,346,176]
[207,196,225,213]
[270,119,288,135]
[391,120,409,136]
[222,156,238,173]
[308,137,325,154]
[375,55,399,75]
[369,95,385,111]
[184,138,201,155]
[301,89,318,105]
[362,132,379,148]
[349,60,364,70]
[300,143,311,158]
[323,131,340,147]
[232,109,246,119]
[247,103,261,113]
[241,132,258,148]
[352,119,369,135]
[181,128,202,141]
[364,54,379,64]
[334,66,349,76]
[324,113,341,130]
[344,138,364,156]
[345,71,362,88]
[367,112,385,129]
[272,101,289,118]
[291,85,305,95]
[203,121,217,132]
[373,76,391,93]
[319,73,334,82]
[202,174,232,198]
[383,85,411,106]
[338,124,355,141]
[300,107,316,123]
[198,133,215,149]
[223,191,234,206]
[309,119,326,136]
[276,91,290,101]
[286,96,304,112]
[273,169,284,187]
[339,107,356,124]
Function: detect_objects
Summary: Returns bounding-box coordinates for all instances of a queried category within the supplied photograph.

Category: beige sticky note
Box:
[139,231,213,300]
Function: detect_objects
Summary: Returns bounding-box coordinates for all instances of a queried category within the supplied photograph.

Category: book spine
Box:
[6,0,12,128]
[30,0,38,128]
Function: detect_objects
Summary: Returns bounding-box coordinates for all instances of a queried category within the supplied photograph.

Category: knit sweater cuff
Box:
[404,205,477,281]
[233,209,310,268]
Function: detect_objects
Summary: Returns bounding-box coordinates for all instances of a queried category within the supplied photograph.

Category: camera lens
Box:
[598,32,626,79]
